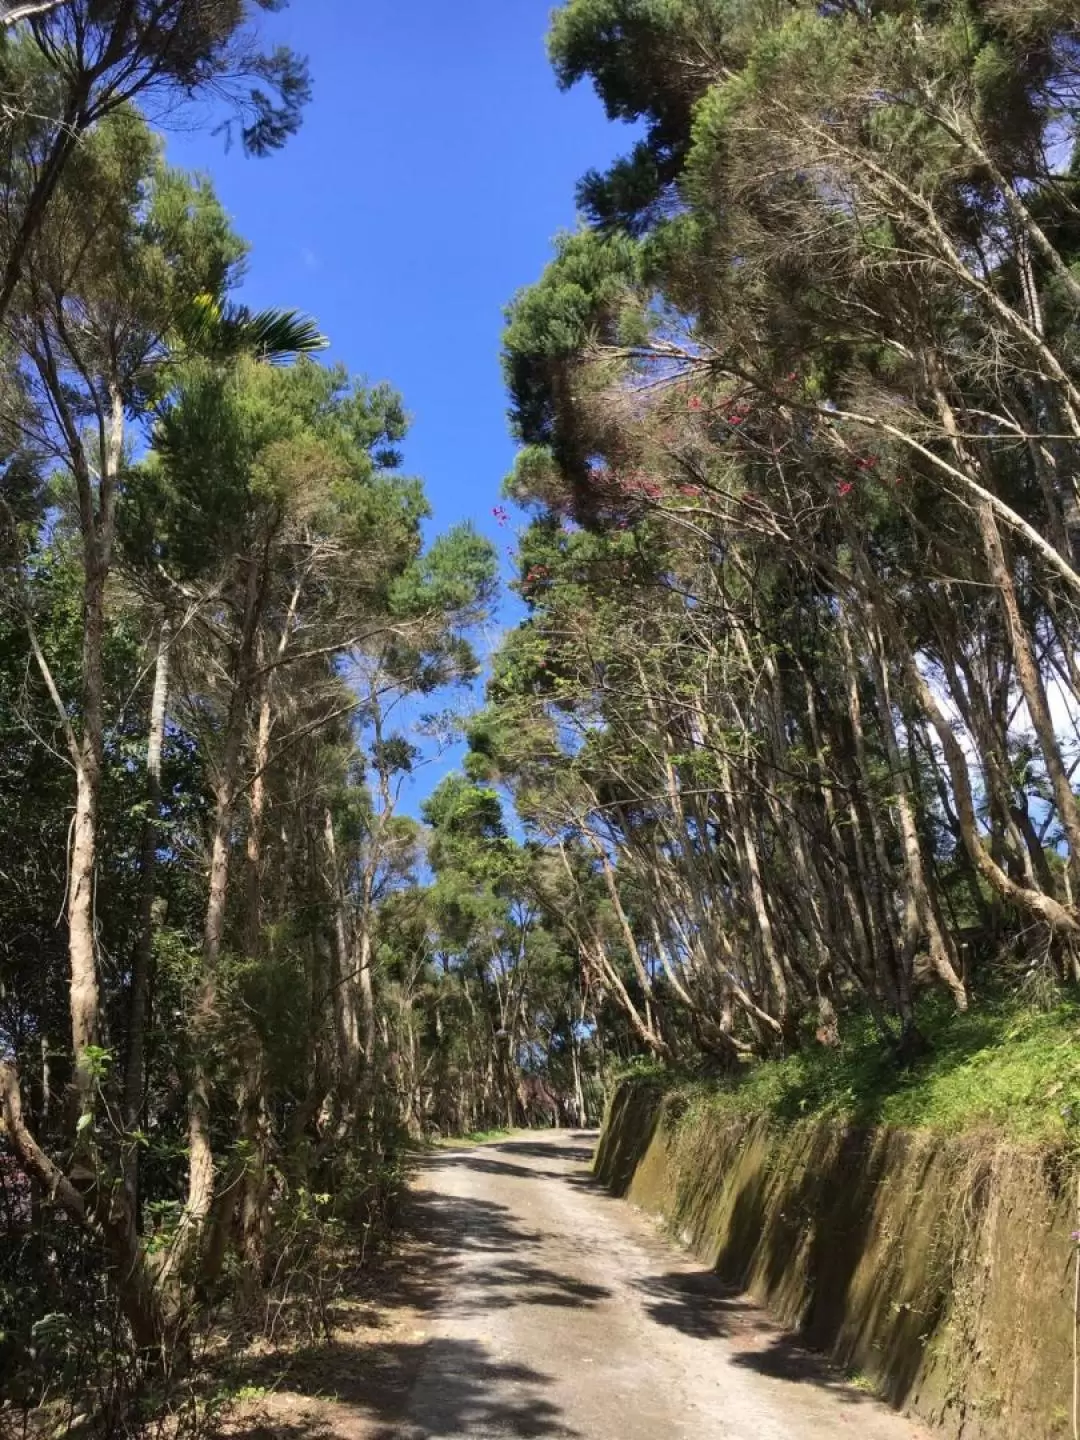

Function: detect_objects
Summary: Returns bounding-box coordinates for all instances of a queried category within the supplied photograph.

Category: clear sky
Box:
[163,0,626,810]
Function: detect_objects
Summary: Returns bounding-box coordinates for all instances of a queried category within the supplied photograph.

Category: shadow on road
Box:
[633,1267,888,1409]
[494,1139,597,1163]
[405,1161,612,1312]
[411,1135,598,1187]
[729,1332,872,1397]
[224,1335,577,1438]
[633,1268,748,1339]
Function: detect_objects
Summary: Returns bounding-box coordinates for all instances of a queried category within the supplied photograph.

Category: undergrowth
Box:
[453,1127,514,1145]
[0,1142,409,1439]
[618,994,1080,1143]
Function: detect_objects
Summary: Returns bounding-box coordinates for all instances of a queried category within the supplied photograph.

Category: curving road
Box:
[389,1130,927,1440]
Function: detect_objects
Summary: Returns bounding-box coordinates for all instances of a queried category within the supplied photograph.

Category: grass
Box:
[845,1370,878,1394]
[429,1127,516,1148]
[640,994,1080,1144]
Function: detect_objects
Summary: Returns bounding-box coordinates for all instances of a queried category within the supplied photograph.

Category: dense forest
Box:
[3,0,1080,1432]
[491,0,1080,1063]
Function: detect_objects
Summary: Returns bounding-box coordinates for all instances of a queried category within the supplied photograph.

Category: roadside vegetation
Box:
[616,991,1080,1144]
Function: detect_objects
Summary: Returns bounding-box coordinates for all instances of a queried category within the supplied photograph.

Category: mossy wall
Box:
[595,1082,1079,1438]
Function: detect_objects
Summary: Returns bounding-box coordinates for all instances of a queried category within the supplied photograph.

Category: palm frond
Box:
[225,305,329,362]
[171,294,328,364]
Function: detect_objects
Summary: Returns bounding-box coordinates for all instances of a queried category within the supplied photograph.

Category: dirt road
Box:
[390,1129,926,1440]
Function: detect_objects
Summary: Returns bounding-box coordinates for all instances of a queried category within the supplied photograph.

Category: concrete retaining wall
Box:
[594,1081,1079,1437]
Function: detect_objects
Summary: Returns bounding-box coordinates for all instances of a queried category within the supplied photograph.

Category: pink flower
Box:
[837,481,854,497]
[688,395,703,412]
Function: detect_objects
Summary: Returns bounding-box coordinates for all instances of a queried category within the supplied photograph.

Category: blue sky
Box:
[163,0,626,811]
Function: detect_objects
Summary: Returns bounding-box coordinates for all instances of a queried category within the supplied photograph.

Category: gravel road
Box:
[389,1129,928,1440]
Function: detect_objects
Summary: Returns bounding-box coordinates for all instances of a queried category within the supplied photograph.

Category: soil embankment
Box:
[595,1082,1080,1439]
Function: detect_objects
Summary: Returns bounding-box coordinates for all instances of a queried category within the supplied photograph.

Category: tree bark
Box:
[324,806,361,1098]
[68,555,106,1111]
[975,501,1080,893]
[67,380,124,1109]
[1,1060,166,1349]
[861,557,1080,935]
[123,618,170,1207]
[867,625,967,1014]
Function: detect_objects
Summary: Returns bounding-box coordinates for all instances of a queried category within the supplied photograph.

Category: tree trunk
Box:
[233,658,274,1284]
[123,618,170,1208]
[324,806,361,1100]
[1,1061,167,1350]
[570,1004,586,1126]
[356,904,376,1069]
[860,553,1080,936]
[868,626,967,1013]
[975,501,1080,893]
[68,557,106,1112]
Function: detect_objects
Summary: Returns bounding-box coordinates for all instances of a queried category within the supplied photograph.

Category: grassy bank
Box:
[621,995,1080,1144]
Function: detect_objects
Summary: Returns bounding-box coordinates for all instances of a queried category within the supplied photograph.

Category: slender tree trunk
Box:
[0,0,76,26]
[122,618,171,1209]
[858,552,1080,935]
[868,627,967,1014]
[975,502,1080,893]
[1,1060,167,1349]
[235,1038,271,1301]
[356,896,376,1069]
[0,80,87,328]
[69,557,105,1111]
[230,658,275,1283]
[593,842,659,1014]
[570,1002,586,1125]
[556,843,669,1057]
[324,807,361,1099]
[67,384,125,1110]
[244,655,272,958]
[721,757,790,1030]
[838,614,905,1008]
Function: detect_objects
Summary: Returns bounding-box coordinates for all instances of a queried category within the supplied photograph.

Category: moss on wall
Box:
[595,1082,1079,1438]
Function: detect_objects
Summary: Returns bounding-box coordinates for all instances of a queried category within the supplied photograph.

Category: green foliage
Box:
[124,358,416,582]
[653,997,1080,1143]
[391,521,498,624]
[548,0,725,230]
[457,1127,515,1144]
[483,0,1080,1101]
[503,227,641,457]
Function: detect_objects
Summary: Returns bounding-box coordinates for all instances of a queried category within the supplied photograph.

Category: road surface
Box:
[389,1129,926,1440]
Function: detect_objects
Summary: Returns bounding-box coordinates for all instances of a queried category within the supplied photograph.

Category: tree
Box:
[489,0,1080,1064]
[0,0,309,327]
